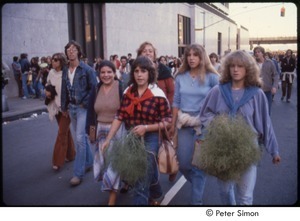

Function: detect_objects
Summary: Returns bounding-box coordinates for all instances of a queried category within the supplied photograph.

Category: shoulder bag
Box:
[157,121,179,174]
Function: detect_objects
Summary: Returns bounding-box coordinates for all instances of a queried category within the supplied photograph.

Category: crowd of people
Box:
[11,54,52,100]
[9,41,297,206]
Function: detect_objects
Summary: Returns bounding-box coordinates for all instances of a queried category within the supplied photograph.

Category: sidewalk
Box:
[1,96,47,123]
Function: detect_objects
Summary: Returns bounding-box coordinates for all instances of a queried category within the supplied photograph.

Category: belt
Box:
[69,103,84,108]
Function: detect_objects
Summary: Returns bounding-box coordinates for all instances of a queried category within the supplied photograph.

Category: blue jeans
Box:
[27,81,36,96]
[177,126,207,205]
[218,164,257,205]
[33,76,44,98]
[133,132,162,205]
[21,72,29,98]
[68,104,93,179]
[264,91,272,116]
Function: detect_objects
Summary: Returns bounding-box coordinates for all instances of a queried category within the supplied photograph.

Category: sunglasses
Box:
[67,48,78,53]
[52,58,59,62]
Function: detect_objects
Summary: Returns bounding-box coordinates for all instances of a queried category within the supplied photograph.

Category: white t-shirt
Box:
[68,67,77,86]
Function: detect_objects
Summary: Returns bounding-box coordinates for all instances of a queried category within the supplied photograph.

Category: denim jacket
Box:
[61,61,97,111]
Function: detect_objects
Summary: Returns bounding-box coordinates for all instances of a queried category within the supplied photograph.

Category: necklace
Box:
[190,75,197,86]
[232,88,244,102]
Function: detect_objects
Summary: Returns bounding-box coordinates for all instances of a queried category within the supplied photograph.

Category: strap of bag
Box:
[158,122,162,145]
[162,121,172,141]
[158,121,171,144]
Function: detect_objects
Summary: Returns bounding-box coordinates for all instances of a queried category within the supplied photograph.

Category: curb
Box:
[2,108,48,123]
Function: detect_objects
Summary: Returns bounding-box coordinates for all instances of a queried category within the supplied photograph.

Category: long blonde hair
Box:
[177,43,219,83]
[220,50,262,88]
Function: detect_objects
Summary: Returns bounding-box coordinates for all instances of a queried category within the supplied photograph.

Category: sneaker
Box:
[70,176,81,186]
[22,96,27,100]
[287,99,290,103]
[52,165,59,171]
[281,97,284,101]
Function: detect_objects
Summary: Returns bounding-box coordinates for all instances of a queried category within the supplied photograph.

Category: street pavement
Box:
[2,96,47,123]
[1,81,298,206]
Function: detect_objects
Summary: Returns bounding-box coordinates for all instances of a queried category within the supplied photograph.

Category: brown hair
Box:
[128,56,157,93]
[136,41,157,61]
[52,52,68,70]
[64,40,82,60]
[253,46,265,56]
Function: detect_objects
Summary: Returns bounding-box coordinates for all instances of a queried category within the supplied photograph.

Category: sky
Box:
[229,2,297,50]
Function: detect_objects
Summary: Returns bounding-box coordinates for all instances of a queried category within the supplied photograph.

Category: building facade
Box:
[2,3,249,98]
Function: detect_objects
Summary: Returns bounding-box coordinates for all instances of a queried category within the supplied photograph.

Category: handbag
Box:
[157,121,179,174]
[89,125,96,143]
[191,140,203,169]
[44,84,57,105]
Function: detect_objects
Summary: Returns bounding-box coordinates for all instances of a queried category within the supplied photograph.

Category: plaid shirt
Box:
[116,91,172,129]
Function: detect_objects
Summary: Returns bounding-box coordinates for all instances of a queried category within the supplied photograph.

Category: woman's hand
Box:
[101,140,110,152]
[272,155,281,164]
[168,123,176,138]
[132,125,147,137]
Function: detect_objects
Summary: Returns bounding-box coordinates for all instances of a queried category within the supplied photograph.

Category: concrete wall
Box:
[192,4,238,56]
[103,3,191,60]
[103,3,243,59]
[2,3,249,98]
[1,3,69,97]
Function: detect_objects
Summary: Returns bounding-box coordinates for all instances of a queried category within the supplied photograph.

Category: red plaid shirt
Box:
[116,90,172,129]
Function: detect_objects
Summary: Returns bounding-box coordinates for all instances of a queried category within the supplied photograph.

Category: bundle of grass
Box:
[107,131,148,185]
[194,114,261,181]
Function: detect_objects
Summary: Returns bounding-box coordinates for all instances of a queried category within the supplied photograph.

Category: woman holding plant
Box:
[101,56,172,205]
[199,50,281,205]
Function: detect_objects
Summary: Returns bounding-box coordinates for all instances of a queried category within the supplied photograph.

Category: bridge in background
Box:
[249,36,297,49]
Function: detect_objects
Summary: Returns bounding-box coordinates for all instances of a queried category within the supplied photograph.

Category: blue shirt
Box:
[172,71,219,113]
[19,58,30,73]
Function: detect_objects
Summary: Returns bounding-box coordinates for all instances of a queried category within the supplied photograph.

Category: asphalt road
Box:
[1,82,298,206]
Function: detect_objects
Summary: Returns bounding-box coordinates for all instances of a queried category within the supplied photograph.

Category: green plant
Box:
[107,132,148,185]
[195,114,261,181]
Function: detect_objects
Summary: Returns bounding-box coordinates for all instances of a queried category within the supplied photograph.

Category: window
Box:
[178,15,191,58]
[67,3,104,62]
